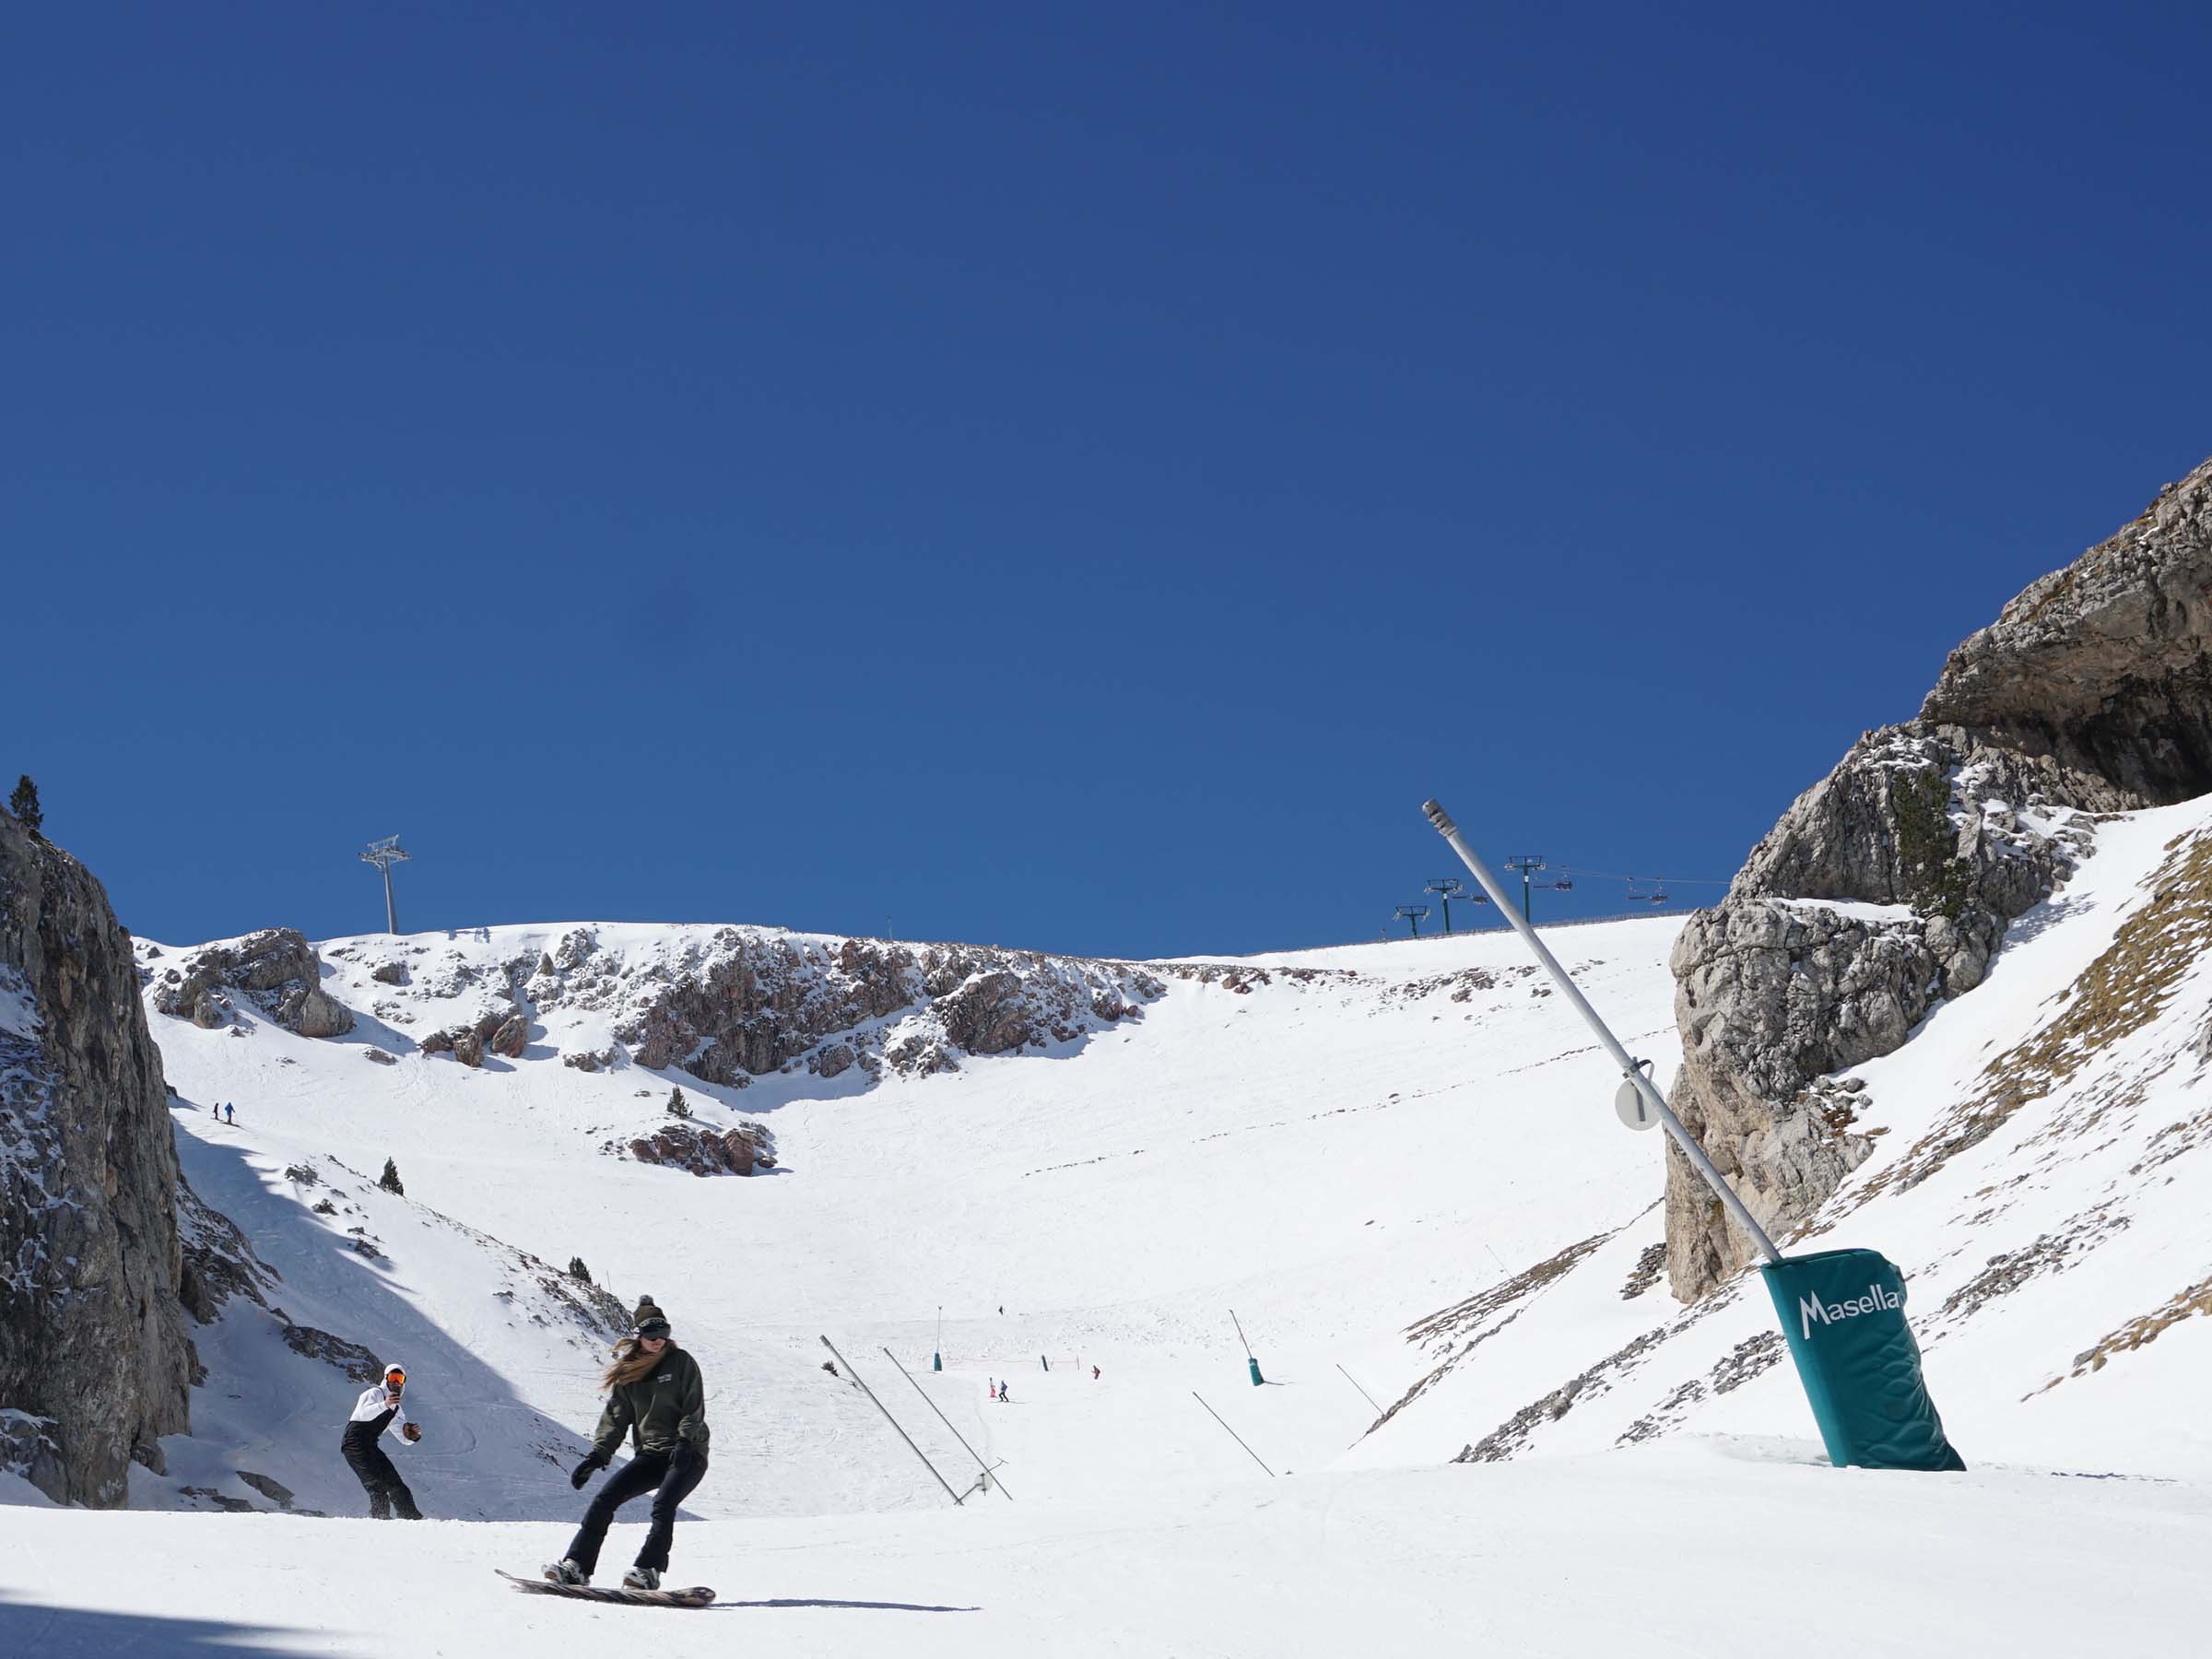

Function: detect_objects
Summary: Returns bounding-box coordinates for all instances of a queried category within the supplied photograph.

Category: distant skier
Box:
[998,1382,1009,1404]
[545,1297,710,1594]
[1092,1366,1100,1381]
[342,1362,424,1520]
[224,1102,234,1124]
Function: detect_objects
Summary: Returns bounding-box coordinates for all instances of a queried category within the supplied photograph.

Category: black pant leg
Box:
[342,1431,392,1517]
[563,1453,667,1576]
[379,1452,422,1520]
[635,1451,708,1573]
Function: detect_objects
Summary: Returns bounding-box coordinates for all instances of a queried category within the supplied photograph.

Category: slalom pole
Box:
[1419,799,1782,1265]
[1192,1393,1276,1477]
[934,1305,942,1373]
[820,1335,967,1506]
[1229,1309,1265,1385]
[882,1346,1014,1501]
[1335,1363,1382,1413]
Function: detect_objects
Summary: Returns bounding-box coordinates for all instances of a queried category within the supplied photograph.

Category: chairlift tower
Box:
[1502,854,1547,922]
[359,836,412,935]
[1392,904,1430,937]
[1422,877,1467,934]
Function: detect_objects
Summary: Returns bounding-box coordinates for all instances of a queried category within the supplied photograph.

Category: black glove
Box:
[570,1454,605,1490]
[670,1439,703,1479]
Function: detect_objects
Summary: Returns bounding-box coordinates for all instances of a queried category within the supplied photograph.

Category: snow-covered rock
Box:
[1666,459,2212,1299]
[0,809,191,1506]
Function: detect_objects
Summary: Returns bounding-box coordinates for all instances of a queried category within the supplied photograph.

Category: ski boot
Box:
[622,1566,661,1592]
[543,1559,589,1587]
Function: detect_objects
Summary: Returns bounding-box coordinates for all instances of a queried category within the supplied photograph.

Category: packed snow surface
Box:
[4,1439,2204,1656]
[6,795,2212,1653]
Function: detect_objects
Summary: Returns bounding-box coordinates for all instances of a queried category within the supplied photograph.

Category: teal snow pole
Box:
[1420,799,1961,1472]
[1230,1310,1265,1385]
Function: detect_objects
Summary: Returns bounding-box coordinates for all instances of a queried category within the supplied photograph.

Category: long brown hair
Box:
[600,1336,664,1393]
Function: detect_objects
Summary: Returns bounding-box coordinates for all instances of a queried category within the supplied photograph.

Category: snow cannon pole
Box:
[882,1346,1014,1501]
[1230,1309,1265,1386]
[820,1335,967,1506]
[1193,1393,1276,1477]
[1421,799,1967,1473]
[1419,798,1781,1266]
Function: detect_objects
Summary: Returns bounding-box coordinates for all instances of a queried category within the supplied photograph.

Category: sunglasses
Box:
[385,1371,406,1385]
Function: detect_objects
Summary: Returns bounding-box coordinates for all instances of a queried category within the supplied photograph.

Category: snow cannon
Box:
[1759,1248,1962,1470]
[1419,798,1962,1473]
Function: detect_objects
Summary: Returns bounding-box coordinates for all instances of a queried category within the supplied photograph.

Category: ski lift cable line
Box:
[1552,863,1731,886]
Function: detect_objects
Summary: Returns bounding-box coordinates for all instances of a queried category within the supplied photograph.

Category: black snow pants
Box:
[341,1424,421,1520]
[564,1448,707,1575]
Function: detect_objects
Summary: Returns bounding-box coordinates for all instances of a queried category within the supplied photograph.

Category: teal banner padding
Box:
[1759,1247,1964,1472]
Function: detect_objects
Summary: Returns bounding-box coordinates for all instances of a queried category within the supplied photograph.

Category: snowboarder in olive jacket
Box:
[544,1297,710,1592]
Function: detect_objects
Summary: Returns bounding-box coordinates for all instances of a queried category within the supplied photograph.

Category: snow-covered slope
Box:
[127,912,1690,1518]
[110,795,2212,1516]
[6,800,2211,1653]
[7,1439,2207,1658]
[1346,795,2212,1482]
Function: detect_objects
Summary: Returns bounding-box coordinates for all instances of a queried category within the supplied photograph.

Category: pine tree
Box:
[666,1087,690,1120]
[379,1158,405,1195]
[568,1256,592,1283]
[8,776,41,839]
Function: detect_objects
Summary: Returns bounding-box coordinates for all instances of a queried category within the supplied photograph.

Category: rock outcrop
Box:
[1668,456,2212,1300]
[614,1120,778,1178]
[0,809,194,1504]
[515,927,1162,1088]
[152,929,355,1039]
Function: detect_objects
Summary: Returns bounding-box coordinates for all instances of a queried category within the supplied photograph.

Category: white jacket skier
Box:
[340,1361,424,1519]
[347,1382,418,1434]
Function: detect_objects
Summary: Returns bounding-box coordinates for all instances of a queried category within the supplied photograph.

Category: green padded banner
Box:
[1759,1247,1964,1472]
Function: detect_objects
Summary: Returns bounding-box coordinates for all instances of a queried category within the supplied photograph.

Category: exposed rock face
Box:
[1668,457,2212,1300]
[278,1322,382,1383]
[0,811,193,1505]
[522,927,1163,1088]
[176,1177,277,1326]
[1921,459,2212,799]
[152,929,355,1039]
[489,1014,528,1059]
[615,1120,778,1177]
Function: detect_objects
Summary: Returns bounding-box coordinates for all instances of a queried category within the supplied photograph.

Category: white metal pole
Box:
[1420,799,1782,1265]
[882,1346,1014,1500]
[820,1335,967,1505]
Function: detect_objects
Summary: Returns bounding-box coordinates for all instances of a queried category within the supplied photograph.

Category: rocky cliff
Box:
[1667,455,2212,1300]
[0,809,193,1503]
[150,928,353,1039]
[493,926,1162,1086]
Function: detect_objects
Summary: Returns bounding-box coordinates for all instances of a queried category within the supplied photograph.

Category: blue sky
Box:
[6,2,2208,958]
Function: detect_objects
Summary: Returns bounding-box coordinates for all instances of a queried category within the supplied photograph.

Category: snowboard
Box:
[497,1569,715,1608]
